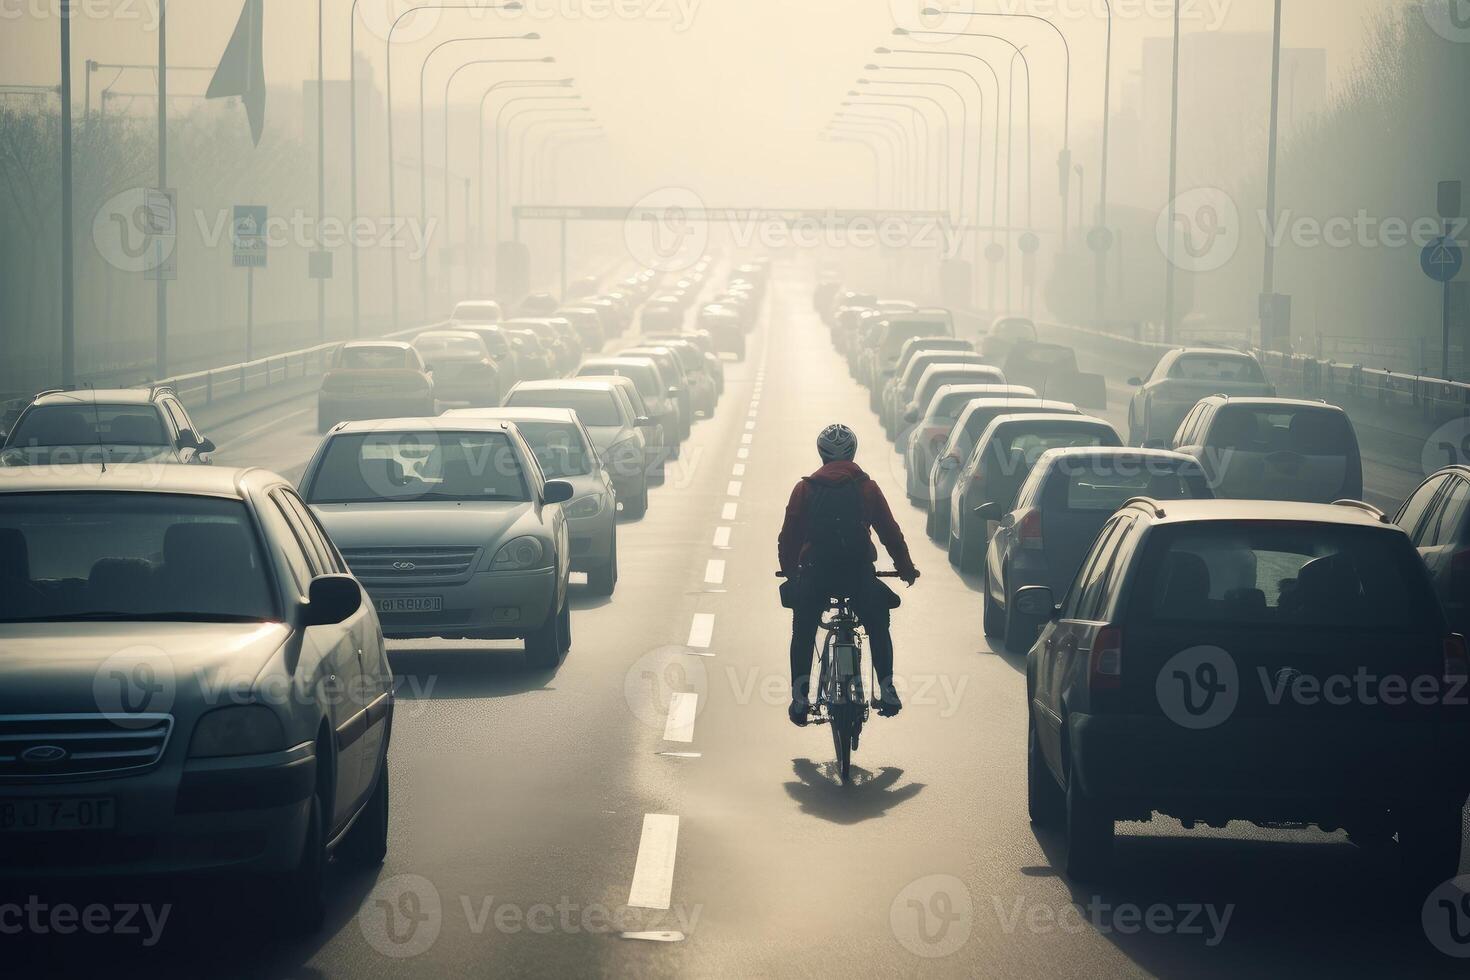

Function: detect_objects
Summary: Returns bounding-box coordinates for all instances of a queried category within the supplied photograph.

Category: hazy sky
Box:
[0,0,1412,204]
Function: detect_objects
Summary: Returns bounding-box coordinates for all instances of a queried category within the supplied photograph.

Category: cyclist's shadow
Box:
[784,757,925,825]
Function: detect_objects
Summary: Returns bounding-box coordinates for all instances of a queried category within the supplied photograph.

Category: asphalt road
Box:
[14,269,1468,977]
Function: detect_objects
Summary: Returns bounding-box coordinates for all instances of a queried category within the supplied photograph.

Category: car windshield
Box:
[340,346,409,370]
[0,492,276,623]
[415,335,486,360]
[1054,457,1212,511]
[1132,523,1433,631]
[506,389,621,427]
[305,431,530,504]
[1206,406,1357,456]
[1169,354,1265,383]
[512,421,596,478]
[9,404,168,447]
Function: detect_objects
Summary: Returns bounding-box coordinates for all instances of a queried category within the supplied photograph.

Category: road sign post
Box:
[233,205,267,362]
[1423,234,1464,381]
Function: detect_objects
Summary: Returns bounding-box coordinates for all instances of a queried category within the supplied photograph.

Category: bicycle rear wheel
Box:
[831,689,853,784]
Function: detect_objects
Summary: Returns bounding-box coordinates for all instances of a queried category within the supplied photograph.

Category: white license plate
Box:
[378,596,443,613]
[0,797,116,833]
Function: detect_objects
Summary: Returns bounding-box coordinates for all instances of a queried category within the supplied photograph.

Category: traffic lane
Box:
[649,279,1465,976]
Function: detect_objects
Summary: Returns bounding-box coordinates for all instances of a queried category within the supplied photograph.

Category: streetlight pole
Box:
[1098,0,1114,324]
[155,0,168,378]
[416,37,541,320]
[59,0,75,388]
[859,74,968,232]
[853,86,953,217]
[820,131,885,207]
[539,126,604,201]
[316,0,325,343]
[493,95,583,241]
[831,115,908,206]
[843,100,929,211]
[1163,0,1182,343]
[1261,0,1284,350]
[502,105,591,239]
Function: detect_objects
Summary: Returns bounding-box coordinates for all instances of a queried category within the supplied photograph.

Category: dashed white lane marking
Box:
[722,502,739,521]
[741,433,753,445]
[727,481,743,497]
[704,559,726,585]
[225,406,311,449]
[737,447,750,460]
[656,751,702,759]
[627,814,680,910]
[713,526,732,548]
[744,420,756,431]
[687,613,715,649]
[663,692,698,743]
[732,463,746,477]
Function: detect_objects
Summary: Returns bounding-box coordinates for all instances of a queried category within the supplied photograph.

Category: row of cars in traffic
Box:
[816,281,1470,898]
[0,257,767,932]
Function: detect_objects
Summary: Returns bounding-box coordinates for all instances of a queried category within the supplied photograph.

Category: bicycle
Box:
[781,570,903,784]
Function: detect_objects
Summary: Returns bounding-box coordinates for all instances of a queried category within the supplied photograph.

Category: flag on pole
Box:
[206,0,265,145]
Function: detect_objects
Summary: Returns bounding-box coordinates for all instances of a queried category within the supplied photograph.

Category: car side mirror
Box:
[635,416,653,427]
[1127,376,1144,386]
[197,437,216,454]
[668,386,682,396]
[303,574,362,627]
[938,455,960,470]
[1013,585,1057,619]
[903,408,920,424]
[973,501,997,518]
[999,513,1016,529]
[543,479,575,505]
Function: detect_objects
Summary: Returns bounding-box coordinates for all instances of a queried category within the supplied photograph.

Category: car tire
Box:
[341,759,389,868]
[558,598,572,654]
[955,522,982,574]
[277,791,327,934]
[983,570,1004,639]
[947,527,963,567]
[621,480,649,520]
[1397,804,1463,899]
[1027,712,1063,827]
[1063,753,1113,882]
[925,507,938,541]
[588,534,617,597]
[524,600,564,669]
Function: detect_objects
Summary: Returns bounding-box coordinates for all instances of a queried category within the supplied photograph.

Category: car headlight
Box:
[566,493,606,519]
[188,705,286,759]
[491,535,549,571]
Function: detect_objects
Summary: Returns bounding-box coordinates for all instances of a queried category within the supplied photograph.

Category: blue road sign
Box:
[1422,236,1463,283]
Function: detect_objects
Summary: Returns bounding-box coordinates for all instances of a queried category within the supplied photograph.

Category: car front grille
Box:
[0,714,173,781]
[342,546,480,583]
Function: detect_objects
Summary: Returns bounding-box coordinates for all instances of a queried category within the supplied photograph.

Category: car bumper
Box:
[1068,712,1470,818]
[0,743,316,878]
[367,567,558,639]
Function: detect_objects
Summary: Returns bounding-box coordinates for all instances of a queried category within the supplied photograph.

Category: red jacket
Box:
[778,460,917,579]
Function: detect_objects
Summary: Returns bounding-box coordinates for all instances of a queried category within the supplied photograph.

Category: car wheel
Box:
[1027,711,1064,827]
[956,523,983,574]
[558,598,572,654]
[1397,804,1463,899]
[983,569,1004,639]
[1063,750,1113,881]
[925,507,938,541]
[524,600,564,669]
[947,526,963,567]
[341,758,389,867]
[587,533,618,597]
[276,791,327,934]
[621,480,649,520]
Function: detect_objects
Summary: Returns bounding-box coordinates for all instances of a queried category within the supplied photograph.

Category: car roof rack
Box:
[32,388,66,399]
[1331,499,1390,522]
[1122,496,1167,518]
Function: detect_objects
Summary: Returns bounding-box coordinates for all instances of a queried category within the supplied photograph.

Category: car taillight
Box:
[1444,635,1468,685]
[1017,510,1043,550]
[1089,626,1123,692]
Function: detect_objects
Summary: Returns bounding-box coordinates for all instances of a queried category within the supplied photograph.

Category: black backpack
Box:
[803,476,869,568]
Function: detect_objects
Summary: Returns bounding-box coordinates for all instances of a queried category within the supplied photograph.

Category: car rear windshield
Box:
[1054,457,1211,511]
[0,492,276,623]
[582,364,660,399]
[9,404,168,448]
[992,319,1037,341]
[994,424,1115,468]
[339,346,410,370]
[1168,354,1265,383]
[1131,522,1434,631]
[506,389,621,427]
[882,323,951,358]
[1206,406,1357,456]
[511,421,596,478]
[306,431,530,504]
[414,335,486,360]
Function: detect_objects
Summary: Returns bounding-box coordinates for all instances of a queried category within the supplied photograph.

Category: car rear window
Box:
[9,404,168,448]
[992,319,1037,341]
[1206,406,1356,457]
[339,346,409,370]
[306,431,530,504]
[0,492,276,623]
[511,421,595,478]
[1056,457,1211,511]
[582,364,660,399]
[415,335,486,360]
[1131,522,1434,630]
[506,389,621,427]
[996,424,1116,468]
[1169,354,1265,383]
[882,323,951,358]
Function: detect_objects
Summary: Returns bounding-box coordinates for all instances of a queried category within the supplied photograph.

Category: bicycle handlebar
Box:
[776,570,905,579]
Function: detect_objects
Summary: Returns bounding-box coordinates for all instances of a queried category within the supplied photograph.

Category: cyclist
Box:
[778,423,919,727]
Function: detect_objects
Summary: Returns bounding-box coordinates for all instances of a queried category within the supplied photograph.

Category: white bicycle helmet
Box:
[816,423,858,463]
